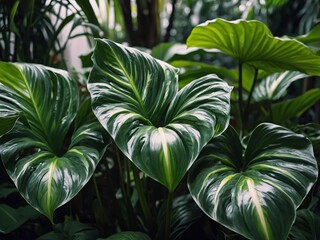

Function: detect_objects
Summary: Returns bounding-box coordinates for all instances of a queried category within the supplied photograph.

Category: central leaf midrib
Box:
[47,158,58,222]
[110,47,149,120]
[19,68,57,153]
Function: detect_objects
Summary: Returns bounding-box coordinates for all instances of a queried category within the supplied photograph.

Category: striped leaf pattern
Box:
[188,123,318,240]
[87,39,232,191]
[0,62,109,222]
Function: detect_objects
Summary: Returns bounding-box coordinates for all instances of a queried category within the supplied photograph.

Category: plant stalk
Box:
[164,190,174,240]
[92,174,107,224]
[245,68,259,114]
[238,62,244,136]
[132,164,153,230]
[105,157,127,230]
[115,146,136,229]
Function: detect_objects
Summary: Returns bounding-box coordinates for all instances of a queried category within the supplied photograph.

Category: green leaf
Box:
[37,221,99,240]
[0,62,79,153]
[157,194,202,240]
[170,60,237,89]
[272,88,320,124]
[253,71,308,102]
[0,204,27,233]
[187,18,320,75]
[0,63,109,222]
[188,123,318,240]
[293,123,320,155]
[0,183,17,198]
[295,24,320,50]
[88,39,232,191]
[101,231,152,240]
[290,209,320,240]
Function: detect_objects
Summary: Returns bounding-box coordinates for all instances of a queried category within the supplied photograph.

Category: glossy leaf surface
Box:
[88,39,232,191]
[0,63,109,221]
[187,18,320,75]
[188,123,318,240]
[253,71,307,102]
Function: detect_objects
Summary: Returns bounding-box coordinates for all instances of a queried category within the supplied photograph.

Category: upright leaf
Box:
[187,18,320,75]
[88,39,232,191]
[188,123,318,240]
[0,63,109,221]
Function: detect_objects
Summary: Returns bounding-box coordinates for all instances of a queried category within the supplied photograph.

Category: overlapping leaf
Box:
[253,71,308,102]
[272,88,320,124]
[88,39,232,191]
[187,18,320,75]
[188,123,318,240]
[0,62,109,222]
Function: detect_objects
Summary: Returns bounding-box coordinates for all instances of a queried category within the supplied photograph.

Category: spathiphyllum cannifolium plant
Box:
[87,39,232,192]
[0,18,319,240]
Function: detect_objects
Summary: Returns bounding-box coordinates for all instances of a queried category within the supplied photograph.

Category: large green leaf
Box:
[0,63,109,222]
[188,123,318,240]
[187,18,320,75]
[87,39,232,191]
[253,71,308,102]
[272,88,320,124]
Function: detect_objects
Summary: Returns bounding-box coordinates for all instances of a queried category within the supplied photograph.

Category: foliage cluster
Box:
[0,0,320,239]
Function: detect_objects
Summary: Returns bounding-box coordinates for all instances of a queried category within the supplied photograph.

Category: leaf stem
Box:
[238,62,244,137]
[92,174,106,224]
[105,156,127,230]
[245,68,259,114]
[115,146,136,229]
[164,190,174,240]
[132,164,153,232]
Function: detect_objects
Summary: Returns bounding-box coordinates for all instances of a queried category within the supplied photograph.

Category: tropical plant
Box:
[0,7,320,240]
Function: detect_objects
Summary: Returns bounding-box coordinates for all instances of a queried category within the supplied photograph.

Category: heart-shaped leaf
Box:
[87,39,232,191]
[188,123,318,240]
[187,18,320,75]
[0,62,109,222]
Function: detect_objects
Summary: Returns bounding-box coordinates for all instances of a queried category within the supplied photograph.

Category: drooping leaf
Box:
[101,231,152,240]
[0,62,109,222]
[289,209,320,240]
[188,123,318,240]
[87,39,232,191]
[253,71,308,102]
[187,18,320,75]
[37,221,99,240]
[295,24,320,50]
[272,88,320,124]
